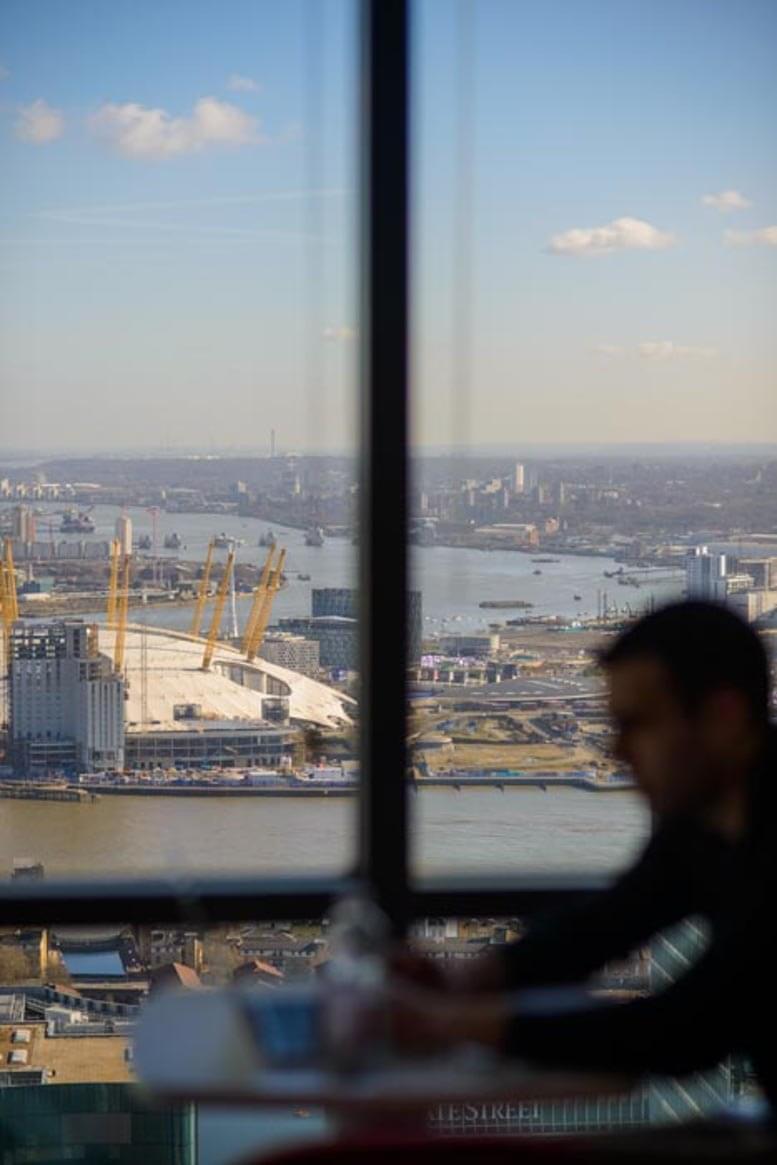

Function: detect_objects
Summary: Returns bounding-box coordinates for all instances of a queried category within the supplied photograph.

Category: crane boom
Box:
[201,549,235,671]
[106,538,121,625]
[191,538,216,637]
[246,547,286,662]
[242,546,276,653]
[113,554,131,674]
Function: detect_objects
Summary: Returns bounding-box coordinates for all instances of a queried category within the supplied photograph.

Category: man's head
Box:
[599,601,771,818]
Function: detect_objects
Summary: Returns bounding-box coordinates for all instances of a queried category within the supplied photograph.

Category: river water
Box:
[3,502,665,879]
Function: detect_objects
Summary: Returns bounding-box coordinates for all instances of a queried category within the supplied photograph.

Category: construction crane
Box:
[191,538,216,637]
[201,549,235,671]
[113,554,131,675]
[242,546,276,653]
[246,548,286,663]
[106,538,121,625]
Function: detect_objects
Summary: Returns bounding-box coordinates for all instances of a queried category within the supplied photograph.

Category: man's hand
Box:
[388,982,508,1056]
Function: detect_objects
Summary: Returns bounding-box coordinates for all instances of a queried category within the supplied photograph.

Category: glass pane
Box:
[0,0,360,881]
[0,916,333,1164]
[410,0,776,879]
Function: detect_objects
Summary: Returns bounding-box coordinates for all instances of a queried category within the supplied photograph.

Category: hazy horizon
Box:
[1,0,775,450]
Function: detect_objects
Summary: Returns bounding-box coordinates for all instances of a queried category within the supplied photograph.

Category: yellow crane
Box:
[246,547,286,663]
[113,554,131,675]
[106,538,121,625]
[191,538,216,637]
[201,549,235,671]
[242,546,276,654]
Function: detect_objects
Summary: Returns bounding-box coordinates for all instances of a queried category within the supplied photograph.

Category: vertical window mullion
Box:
[358,0,410,928]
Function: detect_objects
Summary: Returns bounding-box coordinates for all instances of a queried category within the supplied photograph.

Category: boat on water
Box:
[214,533,244,548]
[305,526,325,547]
[479,599,534,609]
[531,557,560,564]
[259,529,276,548]
[533,569,542,575]
[573,594,582,601]
[136,534,152,550]
[60,508,95,534]
[298,573,311,581]
[163,532,182,549]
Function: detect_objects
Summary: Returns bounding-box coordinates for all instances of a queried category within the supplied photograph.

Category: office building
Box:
[279,616,358,670]
[259,633,320,677]
[311,587,423,662]
[438,632,500,658]
[11,504,36,544]
[9,621,125,775]
[513,463,525,494]
[685,546,728,603]
[115,514,133,558]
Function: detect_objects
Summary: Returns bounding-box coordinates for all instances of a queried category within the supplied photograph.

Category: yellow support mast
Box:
[106,538,121,625]
[113,554,131,675]
[3,539,19,623]
[191,538,216,637]
[242,546,276,654]
[201,549,235,671]
[246,547,286,663]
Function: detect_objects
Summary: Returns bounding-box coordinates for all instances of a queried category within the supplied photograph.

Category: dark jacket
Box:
[502,727,777,1110]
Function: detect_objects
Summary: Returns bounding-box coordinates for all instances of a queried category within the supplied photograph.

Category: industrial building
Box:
[9,621,125,774]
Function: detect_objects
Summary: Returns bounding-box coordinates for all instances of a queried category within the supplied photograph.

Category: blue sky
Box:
[1,0,775,452]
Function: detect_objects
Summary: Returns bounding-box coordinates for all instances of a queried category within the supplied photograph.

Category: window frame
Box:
[0,0,602,931]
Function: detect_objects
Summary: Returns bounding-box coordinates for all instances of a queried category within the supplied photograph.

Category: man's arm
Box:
[503,889,770,1076]
[495,821,706,990]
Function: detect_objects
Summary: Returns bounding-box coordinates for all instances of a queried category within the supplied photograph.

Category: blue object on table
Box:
[242,991,323,1069]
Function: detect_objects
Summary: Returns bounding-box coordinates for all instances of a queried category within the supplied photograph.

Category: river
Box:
[0,787,649,881]
[3,502,663,879]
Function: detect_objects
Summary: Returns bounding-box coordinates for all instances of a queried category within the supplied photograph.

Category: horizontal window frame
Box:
[0,875,607,927]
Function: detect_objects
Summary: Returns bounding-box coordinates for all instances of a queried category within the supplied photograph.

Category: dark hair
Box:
[599,601,771,724]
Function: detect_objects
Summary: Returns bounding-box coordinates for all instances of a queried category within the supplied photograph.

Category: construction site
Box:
[0,537,353,778]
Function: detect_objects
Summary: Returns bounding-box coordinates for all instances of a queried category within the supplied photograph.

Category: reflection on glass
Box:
[0,0,359,880]
[410,0,777,876]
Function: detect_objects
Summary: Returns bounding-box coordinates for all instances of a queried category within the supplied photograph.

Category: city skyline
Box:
[1,0,775,451]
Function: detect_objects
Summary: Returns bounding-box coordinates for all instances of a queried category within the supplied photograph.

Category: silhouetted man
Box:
[398,602,777,1115]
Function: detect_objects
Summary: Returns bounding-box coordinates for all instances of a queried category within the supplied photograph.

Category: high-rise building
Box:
[115,514,133,558]
[686,546,727,603]
[513,463,525,494]
[9,621,125,774]
[12,504,36,544]
[311,587,423,663]
[258,633,320,677]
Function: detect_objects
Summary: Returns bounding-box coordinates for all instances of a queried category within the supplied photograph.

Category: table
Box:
[135,988,630,1112]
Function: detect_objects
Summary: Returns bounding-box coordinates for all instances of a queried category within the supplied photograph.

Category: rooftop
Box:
[0,1022,133,1085]
[97,624,353,731]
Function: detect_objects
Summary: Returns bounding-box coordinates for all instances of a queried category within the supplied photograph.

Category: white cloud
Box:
[637,341,717,361]
[701,189,751,212]
[593,341,716,360]
[227,73,260,93]
[724,226,777,248]
[547,216,675,257]
[14,99,65,144]
[87,96,263,160]
[323,326,356,342]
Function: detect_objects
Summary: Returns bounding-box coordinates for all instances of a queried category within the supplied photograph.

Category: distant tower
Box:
[513,463,525,494]
[686,546,727,602]
[115,514,133,558]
